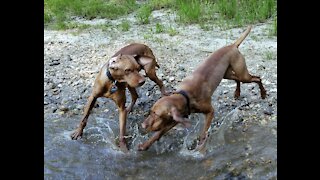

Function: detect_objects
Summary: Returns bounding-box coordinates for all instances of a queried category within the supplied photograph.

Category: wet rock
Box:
[52,89,60,95]
[51,107,57,113]
[76,104,84,110]
[263,106,273,115]
[49,62,60,66]
[45,83,55,91]
[270,88,277,92]
[59,105,69,112]
[64,55,72,61]
[178,66,185,71]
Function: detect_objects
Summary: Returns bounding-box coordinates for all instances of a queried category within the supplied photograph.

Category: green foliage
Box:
[215,0,276,26]
[269,16,277,36]
[44,0,137,29]
[176,0,201,23]
[137,5,152,24]
[44,0,277,30]
[264,51,274,60]
[148,0,175,10]
[167,26,178,36]
[120,20,130,31]
[155,23,164,33]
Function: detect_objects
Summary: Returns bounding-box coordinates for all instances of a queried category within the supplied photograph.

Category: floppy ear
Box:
[170,107,191,128]
[108,56,119,70]
[136,55,154,66]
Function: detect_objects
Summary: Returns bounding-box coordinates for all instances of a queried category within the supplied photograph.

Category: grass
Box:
[119,20,130,31]
[44,0,277,35]
[44,0,137,29]
[264,51,275,60]
[167,26,178,36]
[215,0,276,27]
[137,5,152,24]
[148,0,175,10]
[199,22,213,31]
[155,23,164,33]
[176,0,201,23]
[268,16,277,36]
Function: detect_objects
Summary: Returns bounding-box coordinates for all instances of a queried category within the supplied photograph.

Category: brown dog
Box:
[70,43,167,151]
[138,26,266,151]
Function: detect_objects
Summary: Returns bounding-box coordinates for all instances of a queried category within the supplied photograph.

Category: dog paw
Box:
[119,140,129,152]
[70,129,83,140]
[138,144,148,151]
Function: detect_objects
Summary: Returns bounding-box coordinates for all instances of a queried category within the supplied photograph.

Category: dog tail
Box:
[233,25,252,48]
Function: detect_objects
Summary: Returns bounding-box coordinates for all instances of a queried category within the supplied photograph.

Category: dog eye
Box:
[125,69,132,73]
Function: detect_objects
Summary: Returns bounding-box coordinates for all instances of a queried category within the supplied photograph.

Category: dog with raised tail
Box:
[138,26,266,151]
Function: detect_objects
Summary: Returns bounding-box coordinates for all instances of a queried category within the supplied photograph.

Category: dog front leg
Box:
[138,121,178,151]
[112,89,129,151]
[118,107,128,151]
[71,94,97,140]
[197,105,214,148]
[138,130,163,151]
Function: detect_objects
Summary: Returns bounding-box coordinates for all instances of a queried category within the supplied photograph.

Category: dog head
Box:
[108,53,146,87]
[141,95,191,132]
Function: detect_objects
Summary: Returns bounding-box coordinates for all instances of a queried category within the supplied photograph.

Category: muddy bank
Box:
[44,9,277,179]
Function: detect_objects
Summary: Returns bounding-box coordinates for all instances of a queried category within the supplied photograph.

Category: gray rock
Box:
[50,62,60,66]
[64,55,72,61]
[59,105,69,112]
[263,106,273,115]
[76,104,84,110]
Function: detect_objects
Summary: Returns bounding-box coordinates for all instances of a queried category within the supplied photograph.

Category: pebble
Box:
[263,106,273,115]
[76,104,84,110]
[270,88,277,92]
[64,55,72,61]
[59,105,69,112]
[51,107,57,113]
[45,83,55,91]
[169,77,175,82]
[49,62,60,66]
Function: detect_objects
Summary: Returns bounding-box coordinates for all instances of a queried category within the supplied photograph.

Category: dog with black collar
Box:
[71,43,168,151]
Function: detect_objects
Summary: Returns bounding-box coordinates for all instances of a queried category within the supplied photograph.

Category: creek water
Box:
[44,103,276,179]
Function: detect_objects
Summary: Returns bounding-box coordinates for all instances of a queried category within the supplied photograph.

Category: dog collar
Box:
[106,69,118,94]
[175,90,191,116]
[106,69,115,82]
